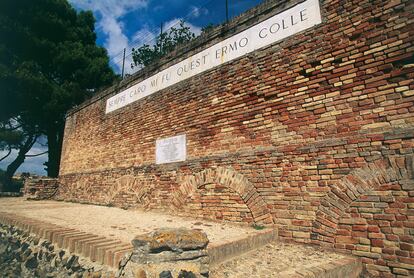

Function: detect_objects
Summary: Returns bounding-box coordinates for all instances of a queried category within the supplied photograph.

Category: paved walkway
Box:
[0,198,361,277]
[210,241,359,278]
[0,198,263,245]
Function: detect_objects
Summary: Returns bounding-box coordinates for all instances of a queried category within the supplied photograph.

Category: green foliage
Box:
[252,224,265,230]
[132,20,196,67]
[0,0,117,177]
[0,129,24,151]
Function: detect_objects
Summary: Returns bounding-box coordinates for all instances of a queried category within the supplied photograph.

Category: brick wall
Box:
[23,178,59,200]
[58,0,414,276]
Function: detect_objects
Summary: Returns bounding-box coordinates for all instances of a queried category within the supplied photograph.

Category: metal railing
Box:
[108,0,264,79]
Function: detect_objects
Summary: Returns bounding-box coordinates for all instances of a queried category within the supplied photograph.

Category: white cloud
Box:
[69,1,202,74]
[190,6,200,17]
[69,0,148,74]
[132,26,157,47]
[189,6,208,18]
[164,18,202,36]
[69,0,147,19]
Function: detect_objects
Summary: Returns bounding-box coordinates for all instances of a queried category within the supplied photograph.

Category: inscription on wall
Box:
[156,135,186,164]
[106,0,322,113]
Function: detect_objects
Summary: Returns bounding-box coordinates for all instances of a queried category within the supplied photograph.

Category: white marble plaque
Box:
[106,0,322,113]
[156,135,186,164]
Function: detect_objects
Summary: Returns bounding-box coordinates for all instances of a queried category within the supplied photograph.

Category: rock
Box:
[159,271,173,278]
[91,271,102,278]
[45,253,53,262]
[135,268,147,278]
[119,253,131,267]
[67,255,79,269]
[38,249,43,260]
[35,268,47,277]
[62,257,68,267]
[71,261,81,272]
[178,270,197,278]
[122,228,209,278]
[23,248,32,258]
[132,249,207,264]
[25,255,39,269]
[8,238,20,250]
[21,242,30,252]
[132,228,209,252]
[50,256,58,268]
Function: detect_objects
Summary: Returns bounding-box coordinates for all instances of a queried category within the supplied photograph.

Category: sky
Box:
[0,0,263,176]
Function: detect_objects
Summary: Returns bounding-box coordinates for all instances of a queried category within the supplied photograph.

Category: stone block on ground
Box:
[121,228,209,278]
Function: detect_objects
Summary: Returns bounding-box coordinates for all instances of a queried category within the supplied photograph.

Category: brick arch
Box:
[312,154,413,246]
[172,167,273,225]
[104,174,154,208]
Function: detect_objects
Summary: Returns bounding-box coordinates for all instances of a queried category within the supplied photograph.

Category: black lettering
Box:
[269,23,280,33]
[282,19,288,29]
[202,54,209,64]
[259,28,268,38]
[177,67,183,76]
[229,41,238,52]
[215,49,221,59]
[151,78,157,87]
[300,9,307,21]
[291,15,298,25]
[239,37,248,47]
[222,45,228,55]
[162,73,170,83]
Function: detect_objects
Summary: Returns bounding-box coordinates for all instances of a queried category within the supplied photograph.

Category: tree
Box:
[0,0,117,184]
[0,119,25,163]
[0,118,40,191]
[132,20,196,68]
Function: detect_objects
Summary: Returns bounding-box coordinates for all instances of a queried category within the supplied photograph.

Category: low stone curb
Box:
[207,228,278,266]
[277,257,363,278]
[0,212,133,269]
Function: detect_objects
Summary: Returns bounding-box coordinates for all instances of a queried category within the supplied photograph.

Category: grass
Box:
[252,224,265,230]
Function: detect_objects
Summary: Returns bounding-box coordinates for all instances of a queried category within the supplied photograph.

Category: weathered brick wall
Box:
[58,0,414,276]
[23,178,59,200]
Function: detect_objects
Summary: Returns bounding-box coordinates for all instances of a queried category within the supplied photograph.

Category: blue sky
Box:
[0,0,263,176]
[70,0,264,73]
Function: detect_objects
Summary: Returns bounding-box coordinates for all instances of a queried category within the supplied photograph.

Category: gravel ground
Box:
[210,241,349,277]
[0,198,266,245]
